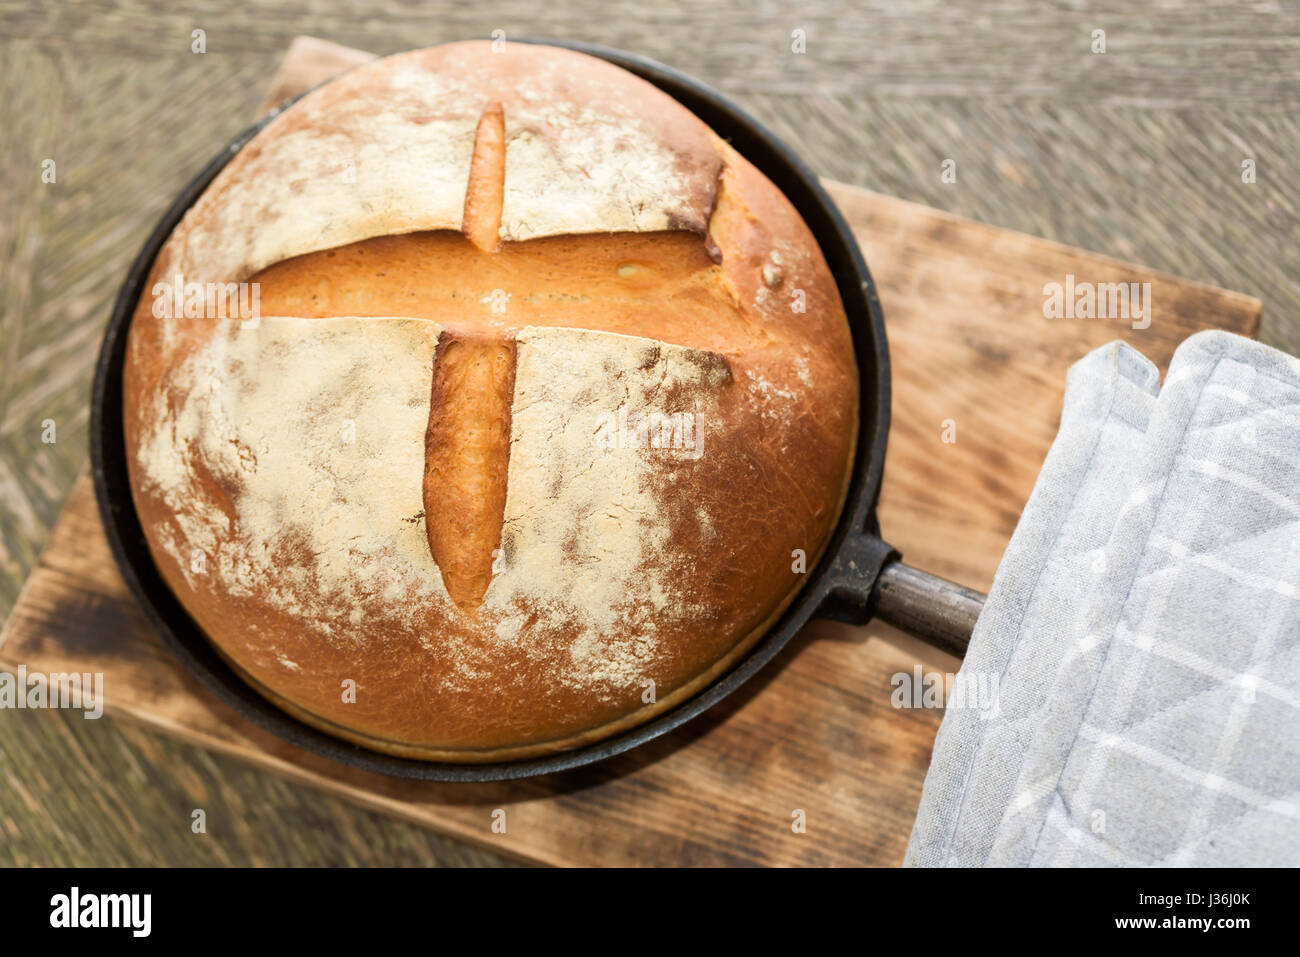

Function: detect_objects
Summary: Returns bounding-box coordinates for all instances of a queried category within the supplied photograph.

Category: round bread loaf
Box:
[123,40,858,760]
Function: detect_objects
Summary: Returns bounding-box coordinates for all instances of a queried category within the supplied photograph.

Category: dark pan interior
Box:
[89,38,892,781]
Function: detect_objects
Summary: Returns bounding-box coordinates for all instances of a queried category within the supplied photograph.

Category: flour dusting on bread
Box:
[480,326,732,694]
[135,316,450,633]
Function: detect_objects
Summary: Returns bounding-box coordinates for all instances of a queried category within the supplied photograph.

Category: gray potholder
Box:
[906,331,1300,867]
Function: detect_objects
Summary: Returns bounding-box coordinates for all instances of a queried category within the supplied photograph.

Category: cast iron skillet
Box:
[90,38,986,781]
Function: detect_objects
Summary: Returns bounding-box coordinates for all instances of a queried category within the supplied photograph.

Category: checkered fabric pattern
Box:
[906,330,1300,867]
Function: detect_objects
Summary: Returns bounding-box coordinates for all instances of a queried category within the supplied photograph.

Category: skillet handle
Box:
[818,532,985,658]
[870,562,985,659]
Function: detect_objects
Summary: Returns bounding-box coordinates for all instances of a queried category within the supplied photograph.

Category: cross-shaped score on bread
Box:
[249,100,757,614]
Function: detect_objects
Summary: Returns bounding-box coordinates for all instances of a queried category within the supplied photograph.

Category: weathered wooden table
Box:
[1,2,1297,866]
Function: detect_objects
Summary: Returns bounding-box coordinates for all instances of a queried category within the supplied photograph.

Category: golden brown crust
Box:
[123,41,858,759]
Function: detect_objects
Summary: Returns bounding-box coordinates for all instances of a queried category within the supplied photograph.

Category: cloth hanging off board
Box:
[907,331,1300,867]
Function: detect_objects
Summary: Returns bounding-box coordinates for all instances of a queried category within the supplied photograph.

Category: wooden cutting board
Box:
[0,37,1262,867]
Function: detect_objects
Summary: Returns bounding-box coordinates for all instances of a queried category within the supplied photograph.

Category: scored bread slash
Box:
[462,101,506,253]
[122,40,859,761]
[424,330,516,612]
[423,99,512,612]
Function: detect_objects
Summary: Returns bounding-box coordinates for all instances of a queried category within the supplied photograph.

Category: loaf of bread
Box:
[123,41,858,760]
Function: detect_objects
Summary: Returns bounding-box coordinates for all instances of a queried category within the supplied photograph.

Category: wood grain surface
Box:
[0,1,1293,867]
